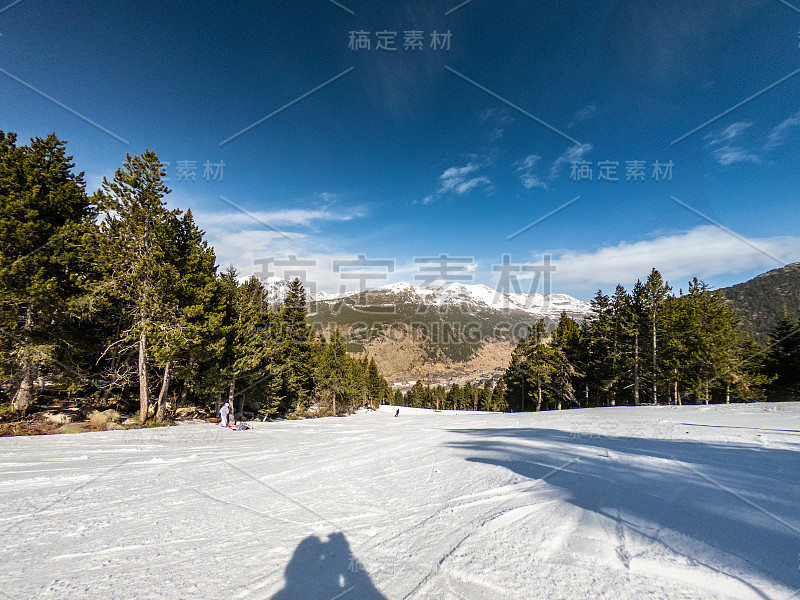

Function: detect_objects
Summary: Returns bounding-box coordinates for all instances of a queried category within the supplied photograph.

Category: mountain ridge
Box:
[718,262,800,341]
[262,276,593,321]
[259,277,592,384]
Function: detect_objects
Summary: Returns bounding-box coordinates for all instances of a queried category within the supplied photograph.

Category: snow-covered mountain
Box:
[402,281,592,320]
[262,277,592,382]
[264,277,592,321]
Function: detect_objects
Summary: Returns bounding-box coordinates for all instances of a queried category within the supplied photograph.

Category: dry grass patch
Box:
[0,419,60,437]
[89,409,120,430]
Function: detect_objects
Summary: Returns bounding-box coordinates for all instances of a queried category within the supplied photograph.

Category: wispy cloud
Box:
[543,225,800,291]
[704,122,752,146]
[711,146,760,166]
[438,162,489,195]
[765,109,800,150]
[567,103,597,130]
[550,143,593,179]
[479,107,514,126]
[702,112,800,166]
[425,158,493,203]
[704,122,760,166]
[439,163,480,186]
[480,107,514,141]
[513,154,548,190]
[452,176,490,194]
[188,197,368,285]
[199,207,363,229]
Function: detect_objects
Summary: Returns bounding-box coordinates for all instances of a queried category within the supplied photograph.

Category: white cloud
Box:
[480,108,513,142]
[436,161,491,196]
[514,154,548,190]
[765,110,800,150]
[440,163,479,181]
[479,107,514,126]
[567,103,597,129]
[704,122,752,146]
[190,202,369,289]
[542,225,800,291]
[711,146,760,166]
[196,206,364,230]
[454,176,490,194]
[703,122,760,166]
[550,143,593,178]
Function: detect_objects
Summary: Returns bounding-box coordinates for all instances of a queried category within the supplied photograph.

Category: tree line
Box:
[0,133,392,421]
[389,379,508,412]
[390,269,799,411]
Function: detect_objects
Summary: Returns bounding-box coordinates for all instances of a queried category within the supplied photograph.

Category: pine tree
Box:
[552,349,575,410]
[636,269,672,403]
[433,385,446,410]
[504,320,554,412]
[586,291,613,406]
[408,380,426,408]
[314,329,348,415]
[218,273,275,419]
[149,210,221,422]
[768,312,800,396]
[366,357,386,409]
[729,336,774,402]
[480,381,492,411]
[277,278,313,413]
[586,287,633,407]
[95,151,179,422]
[680,279,740,404]
[554,312,583,409]
[491,377,508,412]
[447,383,462,410]
[660,294,687,405]
[610,285,634,406]
[0,132,94,412]
[630,281,646,405]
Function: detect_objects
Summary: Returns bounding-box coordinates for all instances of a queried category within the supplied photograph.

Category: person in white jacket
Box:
[219,402,231,427]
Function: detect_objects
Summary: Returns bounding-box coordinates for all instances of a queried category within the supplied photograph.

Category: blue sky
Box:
[2,0,800,300]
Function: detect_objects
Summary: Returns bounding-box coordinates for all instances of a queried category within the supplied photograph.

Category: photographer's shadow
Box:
[271,532,387,600]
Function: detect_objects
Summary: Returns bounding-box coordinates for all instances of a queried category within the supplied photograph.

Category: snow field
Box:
[1,403,799,599]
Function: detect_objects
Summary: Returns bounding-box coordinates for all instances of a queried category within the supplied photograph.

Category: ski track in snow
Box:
[1,403,800,599]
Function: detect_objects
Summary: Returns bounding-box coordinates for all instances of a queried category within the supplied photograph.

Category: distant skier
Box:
[219,402,231,427]
[395,409,399,417]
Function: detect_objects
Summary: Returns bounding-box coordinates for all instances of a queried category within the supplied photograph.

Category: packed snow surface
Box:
[2,403,800,599]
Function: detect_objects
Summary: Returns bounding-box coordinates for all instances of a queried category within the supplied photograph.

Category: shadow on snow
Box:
[445,426,800,597]
[271,532,387,600]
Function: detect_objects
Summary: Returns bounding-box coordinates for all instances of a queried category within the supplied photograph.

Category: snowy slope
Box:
[2,403,799,599]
